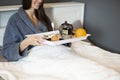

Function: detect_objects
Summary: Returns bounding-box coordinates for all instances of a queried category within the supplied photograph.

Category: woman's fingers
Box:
[27,35,45,46]
[20,35,45,52]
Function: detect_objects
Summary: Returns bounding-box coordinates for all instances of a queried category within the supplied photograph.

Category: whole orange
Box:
[75,28,87,37]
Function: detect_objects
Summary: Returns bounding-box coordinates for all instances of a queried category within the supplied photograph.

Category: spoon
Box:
[51,22,55,31]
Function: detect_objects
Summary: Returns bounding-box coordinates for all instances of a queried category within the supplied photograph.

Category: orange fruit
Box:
[75,28,87,37]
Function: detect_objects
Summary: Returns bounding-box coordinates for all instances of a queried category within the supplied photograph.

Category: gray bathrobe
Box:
[2,7,50,61]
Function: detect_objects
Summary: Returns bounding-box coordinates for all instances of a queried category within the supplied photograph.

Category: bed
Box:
[0,41,120,80]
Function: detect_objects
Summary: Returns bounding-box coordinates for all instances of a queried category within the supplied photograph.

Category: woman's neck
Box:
[25,8,35,17]
[25,9,38,27]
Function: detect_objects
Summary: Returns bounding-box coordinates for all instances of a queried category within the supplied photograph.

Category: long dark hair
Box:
[22,0,52,31]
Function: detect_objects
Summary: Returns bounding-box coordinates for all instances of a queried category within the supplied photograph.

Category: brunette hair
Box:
[22,0,52,31]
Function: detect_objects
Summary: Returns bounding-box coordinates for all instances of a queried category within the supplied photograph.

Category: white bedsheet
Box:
[72,41,120,72]
[0,44,120,80]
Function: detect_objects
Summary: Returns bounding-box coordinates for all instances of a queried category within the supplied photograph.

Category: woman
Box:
[2,0,52,61]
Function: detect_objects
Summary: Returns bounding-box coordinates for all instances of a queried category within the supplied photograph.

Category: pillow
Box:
[0,28,5,46]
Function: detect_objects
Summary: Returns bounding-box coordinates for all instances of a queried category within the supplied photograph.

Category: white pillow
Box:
[0,28,5,46]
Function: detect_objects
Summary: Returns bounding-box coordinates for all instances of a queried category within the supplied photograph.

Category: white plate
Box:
[26,30,91,46]
[26,30,60,38]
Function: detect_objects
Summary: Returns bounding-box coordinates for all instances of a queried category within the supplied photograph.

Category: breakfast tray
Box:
[26,30,91,46]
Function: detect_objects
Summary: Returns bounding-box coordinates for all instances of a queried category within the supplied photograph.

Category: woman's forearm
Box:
[19,40,29,52]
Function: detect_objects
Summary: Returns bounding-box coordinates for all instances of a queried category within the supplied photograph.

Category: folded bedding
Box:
[0,44,120,80]
[0,69,16,80]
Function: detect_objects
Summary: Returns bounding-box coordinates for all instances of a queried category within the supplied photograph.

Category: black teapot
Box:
[59,21,73,39]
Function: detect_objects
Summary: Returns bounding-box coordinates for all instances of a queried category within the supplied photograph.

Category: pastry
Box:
[51,34,60,41]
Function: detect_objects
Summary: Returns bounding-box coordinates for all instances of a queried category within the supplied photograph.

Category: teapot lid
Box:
[61,21,73,27]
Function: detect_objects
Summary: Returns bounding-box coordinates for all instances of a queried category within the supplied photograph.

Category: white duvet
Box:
[0,42,120,80]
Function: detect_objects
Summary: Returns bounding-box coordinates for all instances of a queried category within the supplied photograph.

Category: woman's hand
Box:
[20,35,44,52]
[25,35,44,46]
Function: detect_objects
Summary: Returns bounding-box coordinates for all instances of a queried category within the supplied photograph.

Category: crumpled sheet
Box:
[72,41,120,72]
[0,44,120,80]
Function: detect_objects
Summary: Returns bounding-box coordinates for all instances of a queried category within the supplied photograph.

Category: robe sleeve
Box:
[2,16,28,61]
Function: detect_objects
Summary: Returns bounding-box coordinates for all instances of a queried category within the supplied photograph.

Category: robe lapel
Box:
[18,7,41,33]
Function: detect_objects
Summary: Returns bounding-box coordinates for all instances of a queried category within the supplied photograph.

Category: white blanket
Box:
[72,41,120,72]
[0,44,120,80]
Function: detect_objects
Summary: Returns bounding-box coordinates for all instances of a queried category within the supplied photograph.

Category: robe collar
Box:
[18,7,45,33]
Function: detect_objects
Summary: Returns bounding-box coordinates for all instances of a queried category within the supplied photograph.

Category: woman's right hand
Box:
[20,35,44,52]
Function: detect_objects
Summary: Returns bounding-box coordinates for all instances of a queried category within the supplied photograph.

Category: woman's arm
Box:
[19,35,44,52]
[2,17,28,61]
[3,21,44,61]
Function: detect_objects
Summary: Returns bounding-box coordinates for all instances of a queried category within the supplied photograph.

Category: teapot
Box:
[59,21,73,39]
